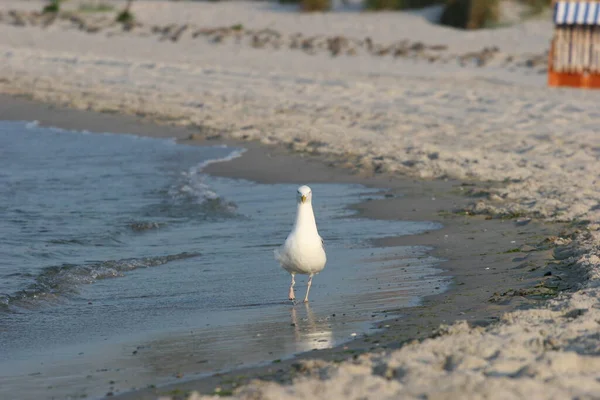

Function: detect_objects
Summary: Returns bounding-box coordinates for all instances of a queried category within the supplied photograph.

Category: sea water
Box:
[0,121,446,399]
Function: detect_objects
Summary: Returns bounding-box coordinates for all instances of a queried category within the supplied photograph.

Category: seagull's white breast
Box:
[278,232,326,274]
[275,201,326,275]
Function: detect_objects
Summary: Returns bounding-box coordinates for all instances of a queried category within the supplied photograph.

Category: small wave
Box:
[25,120,39,129]
[47,238,88,245]
[169,175,220,202]
[196,148,246,171]
[129,221,165,232]
[46,233,125,248]
[0,294,9,310]
[167,148,245,212]
[0,252,200,312]
[23,120,69,135]
[140,197,237,220]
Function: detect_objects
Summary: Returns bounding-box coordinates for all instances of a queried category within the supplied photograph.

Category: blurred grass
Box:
[116,0,135,23]
[522,0,553,16]
[365,0,444,11]
[440,0,521,29]
[278,0,332,11]
[301,0,332,11]
[79,2,114,13]
[362,0,552,29]
[468,0,500,29]
[116,9,134,22]
[42,0,60,13]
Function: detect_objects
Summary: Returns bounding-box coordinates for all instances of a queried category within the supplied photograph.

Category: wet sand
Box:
[136,143,565,399]
[0,95,568,399]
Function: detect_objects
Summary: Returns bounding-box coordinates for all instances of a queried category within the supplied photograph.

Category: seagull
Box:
[275,185,327,303]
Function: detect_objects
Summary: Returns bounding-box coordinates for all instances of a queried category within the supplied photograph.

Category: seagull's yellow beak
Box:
[301,195,307,204]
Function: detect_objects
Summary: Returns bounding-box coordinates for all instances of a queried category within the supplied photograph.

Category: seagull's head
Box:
[297,185,312,205]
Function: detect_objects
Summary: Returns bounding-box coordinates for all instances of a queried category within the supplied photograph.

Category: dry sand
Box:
[1,1,600,399]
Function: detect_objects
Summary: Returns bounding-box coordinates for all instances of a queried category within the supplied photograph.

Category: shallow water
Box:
[0,121,446,399]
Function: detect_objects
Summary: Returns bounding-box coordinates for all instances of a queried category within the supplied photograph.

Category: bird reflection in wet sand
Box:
[290,303,333,352]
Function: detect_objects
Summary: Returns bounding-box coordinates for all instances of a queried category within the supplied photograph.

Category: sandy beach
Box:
[0,94,567,400]
[1,1,600,399]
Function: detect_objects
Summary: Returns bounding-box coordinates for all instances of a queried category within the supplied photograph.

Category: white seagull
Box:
[275,185,327,303]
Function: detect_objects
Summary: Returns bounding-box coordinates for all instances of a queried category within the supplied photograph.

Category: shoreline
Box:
[0,94,568,399]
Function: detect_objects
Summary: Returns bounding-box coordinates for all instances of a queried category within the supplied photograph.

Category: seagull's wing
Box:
[274,247,282,263]
[274,241,290,264]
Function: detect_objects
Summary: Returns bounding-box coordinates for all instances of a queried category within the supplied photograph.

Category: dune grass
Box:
[42,0,60,14]
[79,3,115,13]
[116,0,135,23]
[365,0,444,11]
[301,0,332,11]
[278,0,332,11]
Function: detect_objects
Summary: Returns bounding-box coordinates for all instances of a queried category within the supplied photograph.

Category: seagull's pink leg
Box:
[288,273,296,301]
[303,274,313,303]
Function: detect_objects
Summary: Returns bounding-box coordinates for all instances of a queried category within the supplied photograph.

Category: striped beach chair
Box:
[549,0,600,88]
